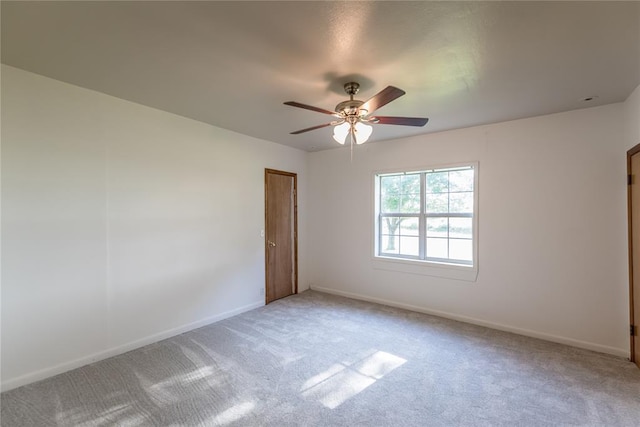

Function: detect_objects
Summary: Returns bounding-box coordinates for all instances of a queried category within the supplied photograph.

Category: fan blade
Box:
[290,122,333,135]
[371,116,429,127]
[284,101,339,116]
[360,86,406,114]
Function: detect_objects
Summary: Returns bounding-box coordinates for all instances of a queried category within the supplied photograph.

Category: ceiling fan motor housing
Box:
[335,99,366,117]
[336,82,367,118]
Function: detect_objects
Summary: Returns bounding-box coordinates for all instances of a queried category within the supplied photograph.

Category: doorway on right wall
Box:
[627,143,640,368]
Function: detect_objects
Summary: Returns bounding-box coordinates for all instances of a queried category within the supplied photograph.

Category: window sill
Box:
[372,256,478,282]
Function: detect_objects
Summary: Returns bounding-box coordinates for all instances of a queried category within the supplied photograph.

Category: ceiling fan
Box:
[284,82,429,145]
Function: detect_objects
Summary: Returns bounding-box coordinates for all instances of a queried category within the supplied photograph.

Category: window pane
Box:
[426,172,448,194]
[399,236,419,256]
[449,192,473,213]
[399,193,420,213]
[400,217,419,236]
[381,194,398,213]
[381,174,420,214]
[381,235,400,254]
[401,174,420,194]
[426,193,448,213]
[449,217,472,239]
[381,217,402,235]
[426,237,448,259]
[449,239,472,261]
[381,175,400,195]
[380,176,400,213]
[449,169,474,192]
[426,217,447,237]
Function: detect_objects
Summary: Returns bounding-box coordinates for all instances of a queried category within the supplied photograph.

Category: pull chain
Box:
[350,128,354,163]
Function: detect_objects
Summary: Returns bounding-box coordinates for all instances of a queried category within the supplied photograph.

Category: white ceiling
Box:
[2,1,639,152]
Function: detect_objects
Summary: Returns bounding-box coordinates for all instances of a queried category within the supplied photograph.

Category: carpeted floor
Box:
[2,290,640,426]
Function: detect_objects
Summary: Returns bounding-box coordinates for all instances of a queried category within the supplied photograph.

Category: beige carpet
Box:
[2,290,640,426]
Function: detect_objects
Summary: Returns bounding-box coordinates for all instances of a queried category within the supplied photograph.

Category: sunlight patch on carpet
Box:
[301,350,406,409]
[207,401,256,425]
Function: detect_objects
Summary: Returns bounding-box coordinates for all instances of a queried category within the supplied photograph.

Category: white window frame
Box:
[372,162,479,282]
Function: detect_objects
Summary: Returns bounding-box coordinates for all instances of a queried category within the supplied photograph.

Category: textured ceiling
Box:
[2,1,639,151]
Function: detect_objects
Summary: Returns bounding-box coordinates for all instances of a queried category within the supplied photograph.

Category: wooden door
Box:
[629,146,640,368]
[264,169,297,303]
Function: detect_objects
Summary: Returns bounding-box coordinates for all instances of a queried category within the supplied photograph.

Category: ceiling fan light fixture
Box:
[354,121,372,144]
[333,122,351,144]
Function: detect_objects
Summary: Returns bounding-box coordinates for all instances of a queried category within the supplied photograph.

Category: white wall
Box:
[1,65,309,390]
[308,103,629,357]
[625,84,640,150]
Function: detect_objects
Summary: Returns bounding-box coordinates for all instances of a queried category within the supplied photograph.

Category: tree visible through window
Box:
[376,165,476,266]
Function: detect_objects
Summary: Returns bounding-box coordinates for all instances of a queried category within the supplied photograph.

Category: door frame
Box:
[264,168,298,304]
[627,144,640,363]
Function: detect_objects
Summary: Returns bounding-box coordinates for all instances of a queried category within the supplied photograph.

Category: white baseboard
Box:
[1,301,264,392]
[310,285,629,359]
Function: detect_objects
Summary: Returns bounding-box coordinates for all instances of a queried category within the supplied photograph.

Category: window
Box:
[375,164,477,267]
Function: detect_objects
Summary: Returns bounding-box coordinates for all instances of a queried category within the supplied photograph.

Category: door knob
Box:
[268,241,276,247]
